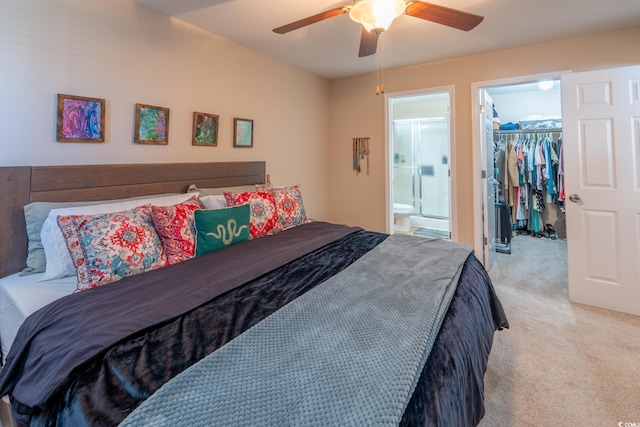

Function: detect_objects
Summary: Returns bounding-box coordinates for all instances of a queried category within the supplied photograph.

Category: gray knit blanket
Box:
[120,234,472,427]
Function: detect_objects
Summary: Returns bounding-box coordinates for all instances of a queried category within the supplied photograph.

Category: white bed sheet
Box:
[0,273,76,362]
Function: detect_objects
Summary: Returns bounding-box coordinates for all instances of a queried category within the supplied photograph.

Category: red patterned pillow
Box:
[256,184,308,230]
[57,205,168,291]
[223,191,279,238]
[151,196,201,264]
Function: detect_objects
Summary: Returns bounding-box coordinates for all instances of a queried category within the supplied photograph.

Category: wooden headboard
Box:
[0,161,266,278]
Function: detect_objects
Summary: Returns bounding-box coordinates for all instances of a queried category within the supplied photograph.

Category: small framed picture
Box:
[192,112,219,146]
[56,94,105,142]
[233,118,253,148]
[134,103,169,145]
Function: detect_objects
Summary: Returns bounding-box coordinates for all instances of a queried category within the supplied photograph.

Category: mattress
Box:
[0,273,76,362]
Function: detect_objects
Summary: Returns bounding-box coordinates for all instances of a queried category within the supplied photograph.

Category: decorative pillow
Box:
[199,195,227,210]
[41,193,197,281]
[57,205,168,291]
[223,191,279,238]
[194,205,250,256]
[21,194,176,276]
[150,196,201,265]
[256,184,308,230]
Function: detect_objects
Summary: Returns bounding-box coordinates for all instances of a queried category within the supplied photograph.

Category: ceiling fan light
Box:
[349,0,406,33]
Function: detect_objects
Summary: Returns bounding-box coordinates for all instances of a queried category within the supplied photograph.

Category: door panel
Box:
[579,119,615,188]
[562,65,640,316]
[582,209,619,283]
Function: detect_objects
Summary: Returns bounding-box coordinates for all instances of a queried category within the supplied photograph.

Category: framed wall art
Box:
[56,94,105,142]
[233,118,253,148]
[134,103,170,145]
[192,112,219,146]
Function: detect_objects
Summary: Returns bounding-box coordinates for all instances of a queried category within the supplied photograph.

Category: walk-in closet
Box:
[486,81,566,256]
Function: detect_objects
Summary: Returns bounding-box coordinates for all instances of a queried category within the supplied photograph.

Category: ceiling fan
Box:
[273,0,484,57]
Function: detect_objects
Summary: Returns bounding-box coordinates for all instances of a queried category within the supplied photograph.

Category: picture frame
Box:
[233,118,253,148]
[134,103,170,145]
[56,94,105,142]
[192,112,219,146]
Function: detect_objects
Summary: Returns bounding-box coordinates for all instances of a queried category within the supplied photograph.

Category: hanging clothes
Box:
[506,139,519,206]
[494,129,563,234]
[494,139,507,197]
[557,137,565,203]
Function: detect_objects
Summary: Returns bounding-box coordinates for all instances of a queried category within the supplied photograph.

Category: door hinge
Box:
[483,236,488,245]
[480,105,486,114]
[448,169,451,177]
[481,170,487,178]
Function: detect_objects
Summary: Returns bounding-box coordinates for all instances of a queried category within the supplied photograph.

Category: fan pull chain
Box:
[376,53,381,95]
[381,34,385,95]
[376,34,385,95]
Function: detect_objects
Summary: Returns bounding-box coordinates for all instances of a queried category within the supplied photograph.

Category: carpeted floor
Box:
[479,235,640,426]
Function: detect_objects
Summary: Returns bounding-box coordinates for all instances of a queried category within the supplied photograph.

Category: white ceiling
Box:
[132,0,640,80]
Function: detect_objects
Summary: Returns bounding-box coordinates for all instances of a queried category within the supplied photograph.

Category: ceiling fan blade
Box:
[358,28,379,57]
[273,7,348,34]
[405,1,484,31]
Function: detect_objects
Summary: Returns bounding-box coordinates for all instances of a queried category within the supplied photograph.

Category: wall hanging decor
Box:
[56,94,105,142]
[233,118,253,148]
[352,137,370,175]
[134,103,170,145]
[192,112,219,146]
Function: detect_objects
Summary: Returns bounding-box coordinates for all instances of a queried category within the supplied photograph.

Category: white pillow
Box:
[40,193,199,281]
[187,184,257,196]
[199,195,227,209]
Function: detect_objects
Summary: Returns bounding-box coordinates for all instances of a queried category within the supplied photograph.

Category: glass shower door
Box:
[392,121,417,208]
[419,118,450,219]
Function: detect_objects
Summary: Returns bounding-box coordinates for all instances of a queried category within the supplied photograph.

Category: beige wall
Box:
[328,26,640,246]
[0,0,331,220]
[3,1,639,238]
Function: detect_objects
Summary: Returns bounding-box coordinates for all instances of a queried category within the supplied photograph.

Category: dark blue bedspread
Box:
[2,223,507,426]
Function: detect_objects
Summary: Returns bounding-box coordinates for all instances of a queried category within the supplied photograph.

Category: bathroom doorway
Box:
[386,87,453,239]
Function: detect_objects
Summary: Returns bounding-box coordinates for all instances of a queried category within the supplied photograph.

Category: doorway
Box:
[386,87,454,239]
[473,66,640,317]
[471,72,567,268]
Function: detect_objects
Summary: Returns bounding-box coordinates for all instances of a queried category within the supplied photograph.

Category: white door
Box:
[561,65,640,316]
[480,90,496,269]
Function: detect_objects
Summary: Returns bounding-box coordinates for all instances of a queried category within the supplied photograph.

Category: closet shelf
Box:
[494,127,562,135]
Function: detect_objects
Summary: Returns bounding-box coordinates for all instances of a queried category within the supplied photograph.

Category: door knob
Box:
[569,194,581,203]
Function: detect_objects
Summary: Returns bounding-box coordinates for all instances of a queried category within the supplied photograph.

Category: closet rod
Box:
[494,127,562,135]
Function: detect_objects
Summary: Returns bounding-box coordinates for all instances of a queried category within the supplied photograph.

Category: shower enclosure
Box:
[392,117,450,232]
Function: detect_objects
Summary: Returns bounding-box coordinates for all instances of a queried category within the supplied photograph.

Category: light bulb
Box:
[538,80,554,90]
[349,0,406,33]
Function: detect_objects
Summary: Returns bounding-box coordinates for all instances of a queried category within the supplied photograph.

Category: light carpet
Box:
[480,235,640,426]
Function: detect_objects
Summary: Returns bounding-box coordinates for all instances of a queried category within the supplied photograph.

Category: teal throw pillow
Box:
[195,205,251,256]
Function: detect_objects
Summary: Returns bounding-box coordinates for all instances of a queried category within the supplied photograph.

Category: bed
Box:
[0,162,508,427]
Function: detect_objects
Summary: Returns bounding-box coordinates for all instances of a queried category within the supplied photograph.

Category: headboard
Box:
[0,161,266,278]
